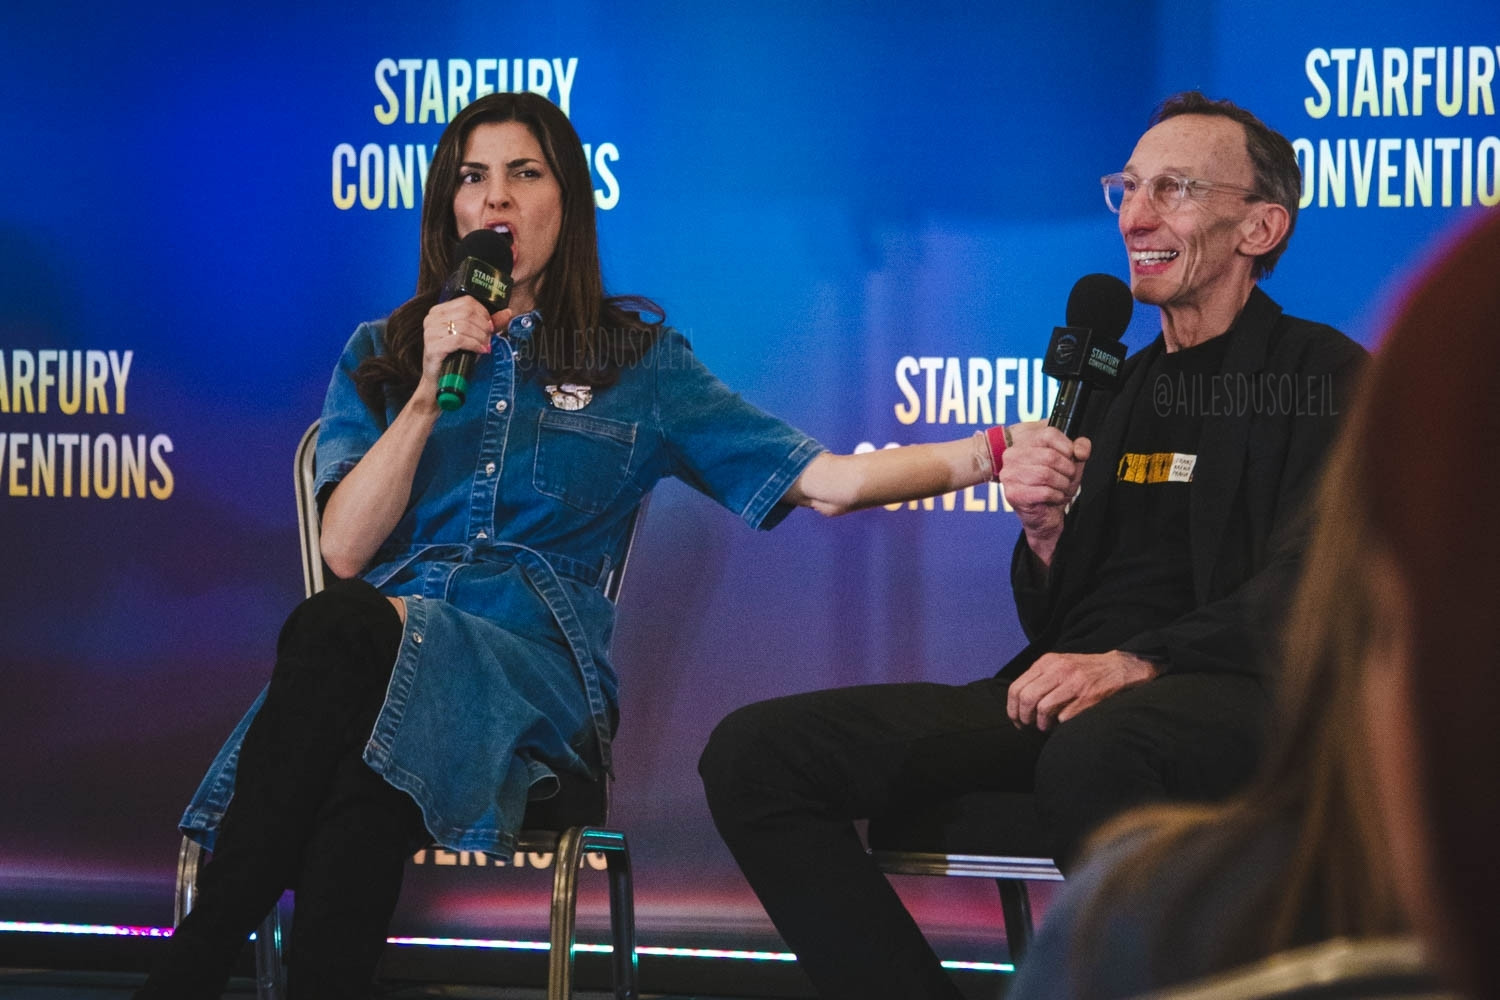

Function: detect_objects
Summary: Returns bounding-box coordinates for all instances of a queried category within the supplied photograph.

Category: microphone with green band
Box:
[436,228,514,411]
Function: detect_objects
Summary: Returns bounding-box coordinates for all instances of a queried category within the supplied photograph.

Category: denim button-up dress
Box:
[179,313,824,857]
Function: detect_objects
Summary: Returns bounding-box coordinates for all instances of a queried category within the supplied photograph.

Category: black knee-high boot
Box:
[284,750,428,1000]
[136,582,402,999]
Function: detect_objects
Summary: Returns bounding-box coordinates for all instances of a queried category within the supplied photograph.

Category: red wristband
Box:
[985,425,1008,479]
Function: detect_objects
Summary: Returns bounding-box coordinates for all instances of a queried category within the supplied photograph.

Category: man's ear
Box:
[1238,201,1290,260]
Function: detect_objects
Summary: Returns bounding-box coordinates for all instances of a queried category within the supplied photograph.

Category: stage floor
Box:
[1,970,745,1000]
[0,965,1014,1000]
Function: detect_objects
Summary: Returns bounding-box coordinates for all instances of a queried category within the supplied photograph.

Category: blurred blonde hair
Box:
[1073,389,1404,976]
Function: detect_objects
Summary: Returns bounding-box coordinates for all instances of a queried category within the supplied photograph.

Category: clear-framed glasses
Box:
[1101,172,1264,214]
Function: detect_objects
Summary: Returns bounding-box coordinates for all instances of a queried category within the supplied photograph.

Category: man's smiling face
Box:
[1118,114,1264,315]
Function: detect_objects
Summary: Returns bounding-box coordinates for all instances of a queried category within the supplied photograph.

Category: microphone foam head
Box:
[456,227,514,272]
[1065,273,1134,342]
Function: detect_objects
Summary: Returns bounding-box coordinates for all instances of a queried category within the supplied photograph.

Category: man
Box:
[698,92,1366,1000]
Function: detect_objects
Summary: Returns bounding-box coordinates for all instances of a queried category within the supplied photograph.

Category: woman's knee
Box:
[269,581,403,701]
[276,581,400,658]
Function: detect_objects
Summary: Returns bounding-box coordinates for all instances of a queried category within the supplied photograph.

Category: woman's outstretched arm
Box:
[783,421,1074,517]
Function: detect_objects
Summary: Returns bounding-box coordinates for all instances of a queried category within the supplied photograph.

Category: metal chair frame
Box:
[868,847,1060,962]
[175,421,645,1000]
[867,789,1063,963]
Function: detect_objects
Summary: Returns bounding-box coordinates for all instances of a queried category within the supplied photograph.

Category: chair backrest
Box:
[602,492,649,604]
[293,419,649,604]
[294,422,323,598]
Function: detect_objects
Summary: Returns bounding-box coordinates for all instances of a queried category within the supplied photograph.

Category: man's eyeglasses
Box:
[1101,172,1264,214]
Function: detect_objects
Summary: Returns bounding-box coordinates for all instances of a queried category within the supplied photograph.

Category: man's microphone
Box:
[1043,274,1134,436]
[436,228,514,411]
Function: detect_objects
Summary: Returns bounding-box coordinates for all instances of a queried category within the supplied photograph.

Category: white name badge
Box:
[1169,452,1197,483]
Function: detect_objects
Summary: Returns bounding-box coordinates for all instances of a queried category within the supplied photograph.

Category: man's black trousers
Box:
[698,672,1266,1000]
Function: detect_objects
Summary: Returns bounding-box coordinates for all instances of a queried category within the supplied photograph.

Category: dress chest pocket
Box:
[532,410,639,515]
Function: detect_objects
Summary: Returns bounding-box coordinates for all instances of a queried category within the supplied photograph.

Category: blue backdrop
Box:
[2,0,1496,965]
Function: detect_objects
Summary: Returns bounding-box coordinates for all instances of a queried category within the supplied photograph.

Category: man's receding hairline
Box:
[1139,113,1257,182]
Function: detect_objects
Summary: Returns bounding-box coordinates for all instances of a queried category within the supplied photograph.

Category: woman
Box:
[137,92,1051,999]
[1006,344,1407,996]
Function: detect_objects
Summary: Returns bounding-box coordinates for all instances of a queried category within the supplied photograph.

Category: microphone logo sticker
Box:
[1052,333,1078,367]
[460,259,511,310]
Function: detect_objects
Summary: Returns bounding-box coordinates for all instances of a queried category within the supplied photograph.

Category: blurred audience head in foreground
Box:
[1357,208,1500,1000]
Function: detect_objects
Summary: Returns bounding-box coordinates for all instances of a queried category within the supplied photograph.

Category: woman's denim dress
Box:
[179,313,823,857]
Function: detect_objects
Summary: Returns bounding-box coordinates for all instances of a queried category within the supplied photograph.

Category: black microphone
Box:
[1042,274,1134,436]
[436,228,514,411]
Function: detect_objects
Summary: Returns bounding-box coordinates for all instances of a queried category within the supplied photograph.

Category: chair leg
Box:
[598,834,638,1000]
[254,907,286,1000]
[176,836,286,999]
[545,828,639,1000]
[548,827,587,1000]
[174,837,203,927]
[996,878,1035,964]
